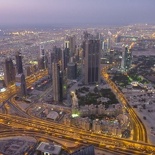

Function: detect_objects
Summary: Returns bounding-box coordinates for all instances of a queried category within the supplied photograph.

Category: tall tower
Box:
[66,35,76,57]
[15,51,23,74]
[3,57,15,87]
[15,73,27,97]
[15,51,27,98]
[62,48,70,71]
[84,39,101,85]
[121,46,132,72]
[39,45,47,70]
[52,62,63,102]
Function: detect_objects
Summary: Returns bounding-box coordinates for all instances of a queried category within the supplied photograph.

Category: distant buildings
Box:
[84,39,101,85]
[3,57,15,87]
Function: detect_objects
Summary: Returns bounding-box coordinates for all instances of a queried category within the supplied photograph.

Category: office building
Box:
[67,62,77,80]
[121,46,132,72]
[62,47,70,71]
[15,51,23,74]
[3,57,15,87]
[53,46,62,62]
[48,46,62,76]
[84,39,101,85]
[52,62,63,102]
[39,45,48,70]
[15,73,27,97]
[66,35,76,56]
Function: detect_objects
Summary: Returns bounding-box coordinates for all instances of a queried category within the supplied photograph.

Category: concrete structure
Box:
[47,111,59,120]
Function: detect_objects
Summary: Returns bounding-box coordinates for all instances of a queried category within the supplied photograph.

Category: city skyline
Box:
[0,0,155,27]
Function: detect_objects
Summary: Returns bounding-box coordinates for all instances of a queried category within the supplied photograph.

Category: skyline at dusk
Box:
[1,1,155,155]
[0,0,155,27]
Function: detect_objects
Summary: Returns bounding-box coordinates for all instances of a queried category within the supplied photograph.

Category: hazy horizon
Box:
[0,0,155,28]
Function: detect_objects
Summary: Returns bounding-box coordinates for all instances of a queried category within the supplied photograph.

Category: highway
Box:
[101,64,147,142]
[0,67,154,154]
[0,113,155,154]
[0,69,48,103]
[0,115,153,155]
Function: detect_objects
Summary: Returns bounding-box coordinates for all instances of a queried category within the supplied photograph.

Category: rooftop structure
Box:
[36,142,61,155]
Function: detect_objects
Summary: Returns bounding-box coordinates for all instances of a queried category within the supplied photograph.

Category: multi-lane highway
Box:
[0,69,48,103]
[101,64,147,143]
[0,113,154,154]
[0,67,154,154]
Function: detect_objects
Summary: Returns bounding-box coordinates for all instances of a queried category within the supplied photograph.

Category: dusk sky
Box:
[0,0,154,27]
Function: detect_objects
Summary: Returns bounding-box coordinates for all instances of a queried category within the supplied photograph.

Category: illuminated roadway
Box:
[0,112,155,154]
[0,68,154,154]
[0,69,48,103]
[101,64,147,143]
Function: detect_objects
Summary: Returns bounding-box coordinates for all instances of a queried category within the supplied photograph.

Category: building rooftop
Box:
[36,142,61,155]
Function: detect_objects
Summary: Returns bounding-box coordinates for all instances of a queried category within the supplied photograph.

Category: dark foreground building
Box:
[70,145,95,155]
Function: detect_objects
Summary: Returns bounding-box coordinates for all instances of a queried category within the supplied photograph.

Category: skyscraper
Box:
[62,48,70,71]
[121,46,132,72]
[67,62,77,80]
[48,46,62,77]
[15,51,23,74]
[3,57,15,87]
[66,35,76,57]
[84,39,101,85]
[52,62,63,102]
[15,51,27,97]
[15,73,27,97]
[38,45,48,70]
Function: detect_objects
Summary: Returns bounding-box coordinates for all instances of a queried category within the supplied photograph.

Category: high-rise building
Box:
[48,46,62,77]
[66,35,76,56]
[121,46,132,72]
[52,62,63,102]
[38,45,48,70]
[15,73,27,97]
[3,57,15,87]
[62,48,70,71]
[53,46,62,62]
[15,51,23,74]
[67,62,77,80]
[84,39,101,85]
[40,45,45,57]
